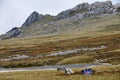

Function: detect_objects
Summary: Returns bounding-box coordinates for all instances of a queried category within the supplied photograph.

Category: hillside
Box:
[0,1,120,39]
[0,1,120,68]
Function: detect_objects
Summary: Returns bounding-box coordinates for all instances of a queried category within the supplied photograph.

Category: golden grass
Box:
[0,13,120,49]
[0,57,63,68]
[57,55,95,64]
[0,33,120,67]
[0,65,119,80]
[0,14,120,67]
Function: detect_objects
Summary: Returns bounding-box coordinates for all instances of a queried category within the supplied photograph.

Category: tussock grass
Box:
[0,66,120,80]
[0,57,62,68]
[57,55,95,64]
[0,14,120,68]
[0,33,120,68]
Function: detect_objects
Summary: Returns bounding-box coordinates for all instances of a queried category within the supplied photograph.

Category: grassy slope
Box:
[0,14,120,48]
[19,14,120,37]
[0,65,120,80]
[0,14,120,68]
[0,33,120,68]
[57,55,95,64]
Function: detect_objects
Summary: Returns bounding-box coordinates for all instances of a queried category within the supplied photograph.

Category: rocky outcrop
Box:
[0,27,21,40]
[56,3,90,20]
[56,1,114,20]
[0,1,120,40]
[22,11,44,27]
[72,3,90,11]
[113,3,120,12]
[56,9,72,20]
[89,1,113,14]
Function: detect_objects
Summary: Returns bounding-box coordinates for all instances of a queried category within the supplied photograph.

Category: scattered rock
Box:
[47,46,107,57]
[0,55,30,61]
[10,55,30,60]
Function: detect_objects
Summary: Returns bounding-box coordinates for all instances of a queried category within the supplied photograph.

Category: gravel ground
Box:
[0,63,111,73]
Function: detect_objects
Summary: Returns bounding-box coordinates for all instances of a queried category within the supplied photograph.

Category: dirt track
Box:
[0,63,111,73]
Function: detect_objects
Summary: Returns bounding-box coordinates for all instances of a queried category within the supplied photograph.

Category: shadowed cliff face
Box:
[22,11,44,27]
[0,1,120,40]
[0,27,21,39]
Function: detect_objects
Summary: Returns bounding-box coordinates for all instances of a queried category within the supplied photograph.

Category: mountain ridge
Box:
[0,1,120,40]
[22,11,44,27]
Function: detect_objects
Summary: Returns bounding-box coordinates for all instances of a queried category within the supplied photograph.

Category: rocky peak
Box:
[22,11,44,27]
[0,1,120,40]
[72,3,90,11]
[56,1,114,20]
[56,9,72,20]
[114,3,120,12]
[0,27,21,40]
[114,3,120,8]
[88,1,113,14]
[56,3,90,20]
[91,1,112,8]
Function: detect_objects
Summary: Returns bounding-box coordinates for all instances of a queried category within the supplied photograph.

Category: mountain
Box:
[0,1,120,40]
[0,27,21,39]
[22,11,44,27]
[56,1,113,19]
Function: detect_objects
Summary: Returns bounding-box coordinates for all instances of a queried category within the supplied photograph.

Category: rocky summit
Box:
[0,27,21,39]
[0,1,120,40]
[56,1,113,19]
[22,11,44,27]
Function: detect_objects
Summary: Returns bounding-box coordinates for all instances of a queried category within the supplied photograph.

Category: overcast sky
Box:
[0,0,120,35]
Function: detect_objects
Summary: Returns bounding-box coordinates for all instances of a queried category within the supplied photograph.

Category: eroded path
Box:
[0,63,111,73]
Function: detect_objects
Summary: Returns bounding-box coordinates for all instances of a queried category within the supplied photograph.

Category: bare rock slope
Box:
[0,1,120,39]
[22,11,44,27]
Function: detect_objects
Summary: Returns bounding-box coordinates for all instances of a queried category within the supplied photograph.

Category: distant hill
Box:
[0,1,120,40]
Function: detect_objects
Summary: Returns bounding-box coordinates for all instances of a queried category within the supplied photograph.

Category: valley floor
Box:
[0,63,106,73]
[0,65,119,80]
